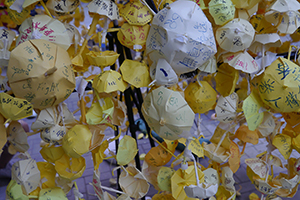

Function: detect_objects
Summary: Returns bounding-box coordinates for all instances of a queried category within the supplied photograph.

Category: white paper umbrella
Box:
[11,158,41,195]
[146,0,217,75]
[249,33,281,54]
[88,0,119,20]
[215,92,238,123]
[0,29,16,67]
[222,51,259,73]
[7,121,30,153]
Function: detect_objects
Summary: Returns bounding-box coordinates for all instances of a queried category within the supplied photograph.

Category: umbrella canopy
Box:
[258,57,300,113]
[86,97,114,125]
[222,51,259,73]
[257,112,275,137]
[145,141,175,167]
[215,63,239,97]
[216,18,255,52]
[198,56,217,73]
[37,162,56,189]
[249,14,277,34]
[120,59,151,88]
[142,86,195,140]
[6,121,29,153]
[16,15,72,50]
[0,29,16,67]
[235,124,259,145]
[215,92,238,123]
[146,0,217,75]
[231,0,260,9]
[157,167,175,192]
[86,50,119,67]
[249,33,281,54]
[5,0,33,25]
[40,145,65,163]
[92,69,128,94]
[45,0,80,17]
[6,180,29,200]
[11,158,41,195]
[88,0,119,20]
[111,97,127,126]
[88,125,105,151]
[116,135,138,166]
[7,39,76,110]
[119,0,153,26]
[39,187,68,200]
[203,142,230,163]
[208,0,235,26]
[40,124,66,145]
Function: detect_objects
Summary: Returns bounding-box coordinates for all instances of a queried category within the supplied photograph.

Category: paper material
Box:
[236,3,258,21]
[249,14,277,34]
[0,93,33,121]
[6,180,29,200]
[37,162,56,189]
[228,140,241,173]
[198,56,217,73]
[145,142,174,167]
[41,124,66,145]
[257,112,275,137]
[45,0,79,17]
[40,145,65,163]
[253,179,279,195]
[245,158,267,179]
[215,63,239,97]
[210,123,233,150]
[232,0,260,9]
[272,134,292,159]
[6,4,32,25]
[222,51,259,74]
[92,69,127,93]
[157,167,175,192]
[203,142,230,163]
[235,125,259,145]
[146,0,217,75]
[111,98,126,126]
[86,97,114,125]
[141,161,160,190]
[119,166,149,199]
[0,29,16,66]
[7,121,29,153]
[221,166,235,193]
[92,169,104,200]
[92,140,109,170]
[208,0,235,26]
[215,185,236,200]
[55,154,86,181]
[152,193,175,200]
[142,86,195,140]
[249,33,281,53]
[119,0,153,26]
[215,92,238,123]
[88,0,119,20]
[116,135,138,166]
[117,23,150,52]
[39,187,68,200]
[88,125,105,151]
[86,51,119,67]
[184,81,217,114]
[258,57,300,113]
[8,39,76,109]
[179,137,204,158]
[11,158,41,195]
[120,59,151,88]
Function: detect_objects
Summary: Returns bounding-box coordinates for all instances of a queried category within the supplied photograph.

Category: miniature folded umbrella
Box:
[141,161,160,190]
[145,141,175,167]
[258,57,300,113]
[119,165,150,199]
[92,69,128,94]
[198,56,217,73]
[119,0,153,26]
[6,121,29,153]
[11,158,41,195]
[235,124,259,145]
[146,0,217,75]
[88,125,105,151]
[36,162,56,189]
[39,187,68,200]
[22,0,52,17]
[16,15,72,50]
[4,0,33,25]
[142,86,195,140]
[86,97,114,125]
[272,133,292,160]
[257,112,275,138]
[222,51,259,73]
[215,185,236,200]
[215,63,239,97]
[65,24,80,47]
[221,166,235,193]
[265,0,300,34]
[62,124,92,158]
[215,92,238,123]
[111,97,126,126]
[40,124,66,145]
[0,29,16,66]
[116,135,138,166]
[7,39,76,110]
[0,92,33,122]
[157,167,175,192]
[184,80,217,114]
[86,50,119,68]
[208,0,235,26]
[117,23,150,52]
[6,180,29,200]
[253,178,280,195]
[228,140,241,173]
[120,59,151,88]
[203,142,230,163]
[152,193,175,200]
[245,158,268,180]
[45,0,80,17]
[149,57,178,87]
[235,3,258,21]
[40,145,65,163]
[282,112,300,133]
[249,14,277,34]
[92,140,109,169]
[216,18,255,52]
[249,33,281,54]
[55,154,86,181]
[231,0,260,9]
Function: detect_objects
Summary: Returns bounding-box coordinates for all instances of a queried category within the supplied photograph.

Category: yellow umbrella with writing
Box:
[215,63,239,97]
[215,92,239,123]
[4,0,33,25]
[6,180,29,200]
[208,0,235,26]
[45,0,80,17]
[39,188,68,200]
[86,50,119,68]
[231,0,260,9]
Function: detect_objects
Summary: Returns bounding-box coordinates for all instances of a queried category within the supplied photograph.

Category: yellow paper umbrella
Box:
[157,167,175,192]
[231,0,260,9]
[203,142,230,163]
[55,154,86,181]
[40,124,67,145]
[7,39,76,110]
[11,158,41,195]
[235,3,258,21]
[0,29,16,67]
[282,112,300,133]
[243,90,265,131]
[222,51,259,73]
[6,180,29,200]
[249,14,277,34]
[45,0,80,17]
[22,0,52,17]
[16,15,72,50]
[215,92,238,123]
[184,81,217,114]
[0,93,33,122]
[145,141,175,167]
[258,57,300,113]
[88,125,105,151]
[273,133,292,160]
[265,0,300,34]
[119,0,153,26]
[216,18,255,52]
[92,140,108,169]
[142,86,195,140]
[116,135,138,166]
[119,166,150,199]
[6,121,29,153]
[235,124,259,145]
[120,59,151,88]
[117,23,150,51]
[215,63,239,97]
[111,97,127,126]
[257,112,275,137]
[86,50,120,68]
[249,33,281,54]
[39,187,68,200]
[40,145,65,163]
[86,97,114,125]
[92,69,128,94]
[37,162,56,189]
[221,166,236,193]
[62,124,92,158]
[208,0,235,26]
[4,0,33,25]
[198,56,217,73]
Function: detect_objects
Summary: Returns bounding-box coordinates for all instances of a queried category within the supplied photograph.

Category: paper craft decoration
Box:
[245,158,268,179]
[6,121,29,153]
[208,0,235,26]
[46,0,80,17]
[141,161,160,190]
[40,124,66,145]
[222,51,259,73]
[92,140,108,169]
[120,59,151,88]
[92,69,128,93]
[145,141,174,167]
[215,92,238,123]
[88,0,119,20]
[265,0,300,34]
[257,112,275,137]
[258,57,300,113]
[235,3,258,21]
[0,92,33,121]
[198,56,217,73]
[146,0,217,75]
[111,98,127,126]
[40,145,65,163]
[253,179,279,195]
[283,112,300,133]
[142,86,195,140]
[273,134,292,159]
[235,124,259,145]
[119,0,153,25]
[119,166,150,199]
[6,180,29,200]
[216,18,255,52]
[249,14,277,34]
[86,97,114,125]
[0,29,16,66]
[16,15,71,50]
[215,63,239,97]
[62,124,92,158]
[7,39,76,109]
[184,81,217,114]
[5,0,33,25]
[55,154,86,181]
[249,33,281,54]
[37,162,56,189]
[203,142,230,163]
[152,193,175,200]
[39,187,68,200]
[157,167,175,192]
[88,125,105,151]
[86,51,120,68]
[116,135,138,166]
[231,0,260,9]
[11,158,41,195]
[149,57,178,87]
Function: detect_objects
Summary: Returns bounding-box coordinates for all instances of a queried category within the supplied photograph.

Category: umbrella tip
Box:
[159,118,166,126]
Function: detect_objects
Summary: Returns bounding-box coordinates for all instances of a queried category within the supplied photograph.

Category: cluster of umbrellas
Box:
[2,0,300,199]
